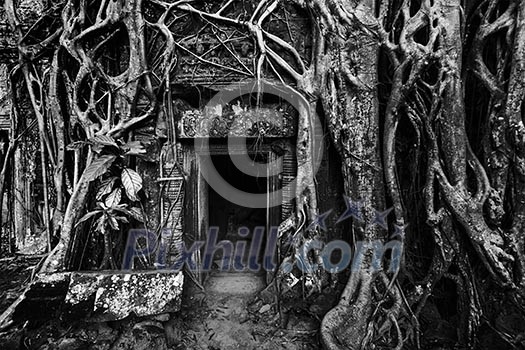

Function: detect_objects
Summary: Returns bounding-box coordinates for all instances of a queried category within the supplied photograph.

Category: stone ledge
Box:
[65,271,184,321]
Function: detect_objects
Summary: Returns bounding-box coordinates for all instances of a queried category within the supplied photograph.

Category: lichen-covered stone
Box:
[65,271,183,321]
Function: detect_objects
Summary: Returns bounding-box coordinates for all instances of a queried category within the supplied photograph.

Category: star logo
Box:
[307,209,333,232]
[371,207,393,229]
[337,196,364,224]
[391,224,408,239]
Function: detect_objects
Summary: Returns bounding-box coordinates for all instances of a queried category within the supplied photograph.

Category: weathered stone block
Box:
[65,271,184,321]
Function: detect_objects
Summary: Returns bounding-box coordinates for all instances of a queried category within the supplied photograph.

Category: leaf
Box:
[76,210,102,227]
[89,135,118,148]
[89,135,119,154]
[114,216,129,224]
[96,177,118,201]
[123,141,147,156]
[113,206,144,222]
[105,187,122,208]
[95,215,106,233]
[83,155,117,183]
[128,207,144,222]
[66,141,88,151]
[108,216,119,230]
[91,143,104,154]
[121,168,143,202]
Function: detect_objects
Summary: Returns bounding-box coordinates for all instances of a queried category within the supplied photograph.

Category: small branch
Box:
[263,29,306,73]
[216,0,234,15]
[266,46,302,82]
[173,41,251,76]
[176,3,243,27]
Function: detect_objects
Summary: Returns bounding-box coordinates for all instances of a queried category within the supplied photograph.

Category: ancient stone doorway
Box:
[200,145,280,268]
[208,152,270,270]
[182,140,294,282]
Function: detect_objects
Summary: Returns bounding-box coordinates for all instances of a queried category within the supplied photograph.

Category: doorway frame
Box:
[181,139,289,284]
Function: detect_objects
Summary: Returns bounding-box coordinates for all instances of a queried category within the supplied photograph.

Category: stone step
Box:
[204,271,265,296]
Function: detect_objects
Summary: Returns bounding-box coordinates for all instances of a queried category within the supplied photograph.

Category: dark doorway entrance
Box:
[206,153,271,271]
[208,154,268,241]
[185,141,287,279]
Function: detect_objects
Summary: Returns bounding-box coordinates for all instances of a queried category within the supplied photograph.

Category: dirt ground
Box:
[176,271,321,350]
[0,259,326,350]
